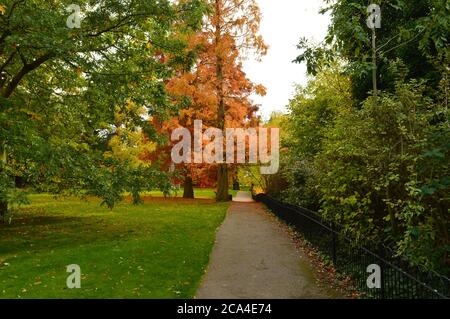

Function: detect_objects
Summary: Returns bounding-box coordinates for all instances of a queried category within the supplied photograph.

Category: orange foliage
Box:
[146,0,267,189]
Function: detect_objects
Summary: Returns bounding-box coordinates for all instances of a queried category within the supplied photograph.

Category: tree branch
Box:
[1,53,53,98]
[0,51,16,74]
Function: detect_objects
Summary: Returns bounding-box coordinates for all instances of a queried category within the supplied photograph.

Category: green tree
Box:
[282,65,353,208]
[286,0,450,272]
[314,80,449,272]
[296,0,450,103]
[0,0,206,218]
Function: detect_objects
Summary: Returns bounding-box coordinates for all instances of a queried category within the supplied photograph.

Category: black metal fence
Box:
[254,193,450,299]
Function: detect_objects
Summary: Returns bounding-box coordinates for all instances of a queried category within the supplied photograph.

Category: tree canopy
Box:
[296,0,450,102]
[0,0,207,214]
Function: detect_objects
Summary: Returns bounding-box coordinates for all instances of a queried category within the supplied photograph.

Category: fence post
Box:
[331,222,337,266]
[380,262,386,299]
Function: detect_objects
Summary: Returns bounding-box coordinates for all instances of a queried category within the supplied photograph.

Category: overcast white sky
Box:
[243,0,331,119]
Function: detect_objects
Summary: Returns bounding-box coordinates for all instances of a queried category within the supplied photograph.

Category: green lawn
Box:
[0,194,228,298]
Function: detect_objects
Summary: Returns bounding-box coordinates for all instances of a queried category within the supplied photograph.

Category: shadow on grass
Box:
[0,212,139,257]
[2,215,82,228]
[136,196,216,204]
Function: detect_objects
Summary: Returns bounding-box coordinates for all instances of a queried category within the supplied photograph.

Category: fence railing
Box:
[253,193,450,299]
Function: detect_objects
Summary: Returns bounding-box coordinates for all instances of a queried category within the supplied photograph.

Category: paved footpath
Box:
[196,202,337,299]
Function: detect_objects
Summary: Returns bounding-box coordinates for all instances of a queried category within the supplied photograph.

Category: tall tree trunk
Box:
[0,201,7,221]
[214,0,230,202]
[232,168,240,190]
[183,175,194,199]
[372,28,378,100]
[0,142,7,220]
[215,89,229,201]
[216,164,229,202]
[232,179,240,191]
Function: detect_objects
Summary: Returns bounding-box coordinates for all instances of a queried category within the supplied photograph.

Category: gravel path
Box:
[196,202,337,299]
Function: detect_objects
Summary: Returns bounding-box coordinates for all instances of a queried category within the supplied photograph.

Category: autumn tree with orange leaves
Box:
[165,0,267,200]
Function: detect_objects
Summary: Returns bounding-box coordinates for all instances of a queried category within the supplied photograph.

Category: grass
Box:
[0,194,228,299]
